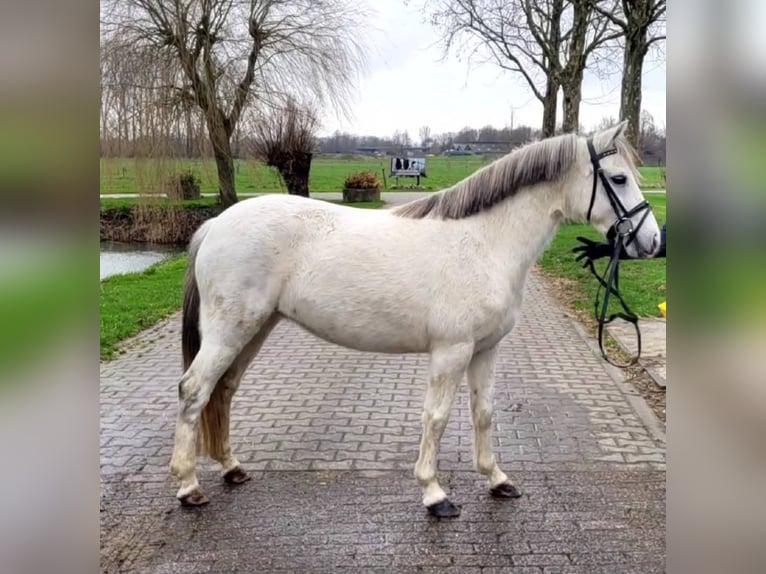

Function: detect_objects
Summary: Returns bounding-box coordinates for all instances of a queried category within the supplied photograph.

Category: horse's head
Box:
[569,121,661,258]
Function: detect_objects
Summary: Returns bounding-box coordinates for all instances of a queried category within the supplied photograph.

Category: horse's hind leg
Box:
[466,345,521,499]
[414,342,474,518]
[170,336,243,506]
[170,313,274,505]
[208,314,280,485]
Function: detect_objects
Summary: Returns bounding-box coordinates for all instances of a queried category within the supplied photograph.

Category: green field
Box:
[100,156,665,195]
[537,192,666,318]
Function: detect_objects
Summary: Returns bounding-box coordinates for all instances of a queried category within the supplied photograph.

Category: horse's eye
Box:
[610,174,627,185]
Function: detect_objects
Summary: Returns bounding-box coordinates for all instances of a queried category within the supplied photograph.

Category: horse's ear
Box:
[613,120,628,141]
[595,120,628,149]
[606,120,628,143]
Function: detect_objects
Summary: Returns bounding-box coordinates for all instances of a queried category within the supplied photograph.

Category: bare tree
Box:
[454,126,479,143]
[101,0,366,206]
[556,0,621,132]
[594,115,618,131]
[392,130,411,152]
[423,0,617,137]
[424,0,561,136]
[637,109,665,165]
[639,109,655,145]
[418,125,432,148]
[477,125,498,141]
[101,31,197,197]
[247,99,318,197]
[596,0,666,148]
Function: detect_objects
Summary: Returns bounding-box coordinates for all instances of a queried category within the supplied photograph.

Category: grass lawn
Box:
[100,196,220,211]
[100,256,187,360]
[101,156,666,195]
[537,192,666,318]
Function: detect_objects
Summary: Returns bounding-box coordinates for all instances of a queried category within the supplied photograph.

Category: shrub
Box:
[343,171,381,190]
[248,98,317,197]
[167,171,201,200]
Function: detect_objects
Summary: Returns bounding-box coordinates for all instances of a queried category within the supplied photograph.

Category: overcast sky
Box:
[318,0,666,138]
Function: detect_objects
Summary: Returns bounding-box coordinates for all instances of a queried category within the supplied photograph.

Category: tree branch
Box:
[594,3,626,29]
[227,4,267,130]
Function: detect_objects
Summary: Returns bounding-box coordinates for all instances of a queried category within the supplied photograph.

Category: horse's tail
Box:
[182,218,213,370]
[181,218,226,459]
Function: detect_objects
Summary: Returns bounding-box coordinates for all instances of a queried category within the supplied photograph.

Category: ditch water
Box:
[100,241,182,280]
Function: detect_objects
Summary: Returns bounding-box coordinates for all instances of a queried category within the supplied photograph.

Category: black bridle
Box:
[583,138,653,368]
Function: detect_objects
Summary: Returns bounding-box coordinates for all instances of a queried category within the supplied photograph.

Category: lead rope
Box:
[582,234,642,368]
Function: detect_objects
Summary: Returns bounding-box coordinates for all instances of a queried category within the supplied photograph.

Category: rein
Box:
[583,138,652,368]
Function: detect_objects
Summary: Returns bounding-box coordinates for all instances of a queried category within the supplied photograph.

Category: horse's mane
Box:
[392,130,638,220]
[392,133,578,220]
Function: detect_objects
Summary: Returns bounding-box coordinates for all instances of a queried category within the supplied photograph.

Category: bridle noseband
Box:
[582,137,654,368]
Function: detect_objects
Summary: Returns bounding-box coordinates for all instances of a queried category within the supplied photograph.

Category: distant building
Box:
[355,146,389,156]
[445,141,515,156]
[356,145,429,157]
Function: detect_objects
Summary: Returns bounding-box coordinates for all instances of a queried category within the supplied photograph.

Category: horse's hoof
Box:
[490,482,522,499]
[178,488,210,507]
[426,498,461,518]
[223,466,251,485]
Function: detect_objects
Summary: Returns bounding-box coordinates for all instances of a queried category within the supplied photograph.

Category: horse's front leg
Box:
[467,345,522,499]
[414,342,474,518]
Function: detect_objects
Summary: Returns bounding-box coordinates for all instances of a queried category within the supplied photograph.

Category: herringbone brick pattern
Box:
[100,271,665,573]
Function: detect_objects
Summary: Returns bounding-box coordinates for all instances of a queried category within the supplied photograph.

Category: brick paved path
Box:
[100,271,665,573]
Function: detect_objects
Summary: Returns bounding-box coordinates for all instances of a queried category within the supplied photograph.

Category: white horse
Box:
[170,121,660,517]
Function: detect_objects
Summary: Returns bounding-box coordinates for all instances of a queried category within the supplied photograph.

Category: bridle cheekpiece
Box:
[581,137,655,368]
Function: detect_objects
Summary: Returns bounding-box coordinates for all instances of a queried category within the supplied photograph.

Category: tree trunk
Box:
[619,34,648,150]
[212,147,237,207]
[185,107,194,158]
[275,152,312,197]
[207,117,238,207]
[561,0,588,134]
[541,79,559,138]
[561,66,584,133]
